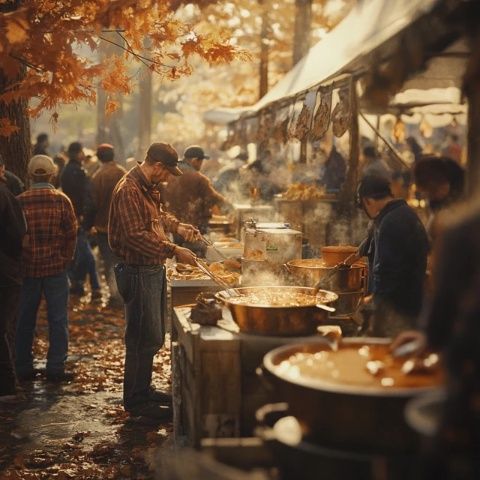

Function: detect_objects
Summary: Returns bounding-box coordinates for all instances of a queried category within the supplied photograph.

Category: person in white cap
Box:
[16,155,77,382]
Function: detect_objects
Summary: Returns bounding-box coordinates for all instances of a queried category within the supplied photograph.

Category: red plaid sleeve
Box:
[116,185,177,260]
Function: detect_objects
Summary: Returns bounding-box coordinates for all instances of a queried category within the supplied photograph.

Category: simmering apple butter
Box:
[277,344,443,390]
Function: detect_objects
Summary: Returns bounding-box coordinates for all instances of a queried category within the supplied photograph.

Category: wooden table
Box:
[172,306,322,447]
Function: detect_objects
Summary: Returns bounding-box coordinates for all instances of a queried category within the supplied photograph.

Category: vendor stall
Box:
[207,0,471,248]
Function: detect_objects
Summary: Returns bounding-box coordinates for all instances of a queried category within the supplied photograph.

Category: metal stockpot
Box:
[216,286,338,336]
[286,259,365,292]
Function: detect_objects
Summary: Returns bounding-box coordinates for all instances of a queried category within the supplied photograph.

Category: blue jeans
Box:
[96,232,120,302]
[69,229,100,291]
[16,272,69,375]
[114,263,167,409]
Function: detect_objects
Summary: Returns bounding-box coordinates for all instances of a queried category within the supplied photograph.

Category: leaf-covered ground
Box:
[0,293,173,480]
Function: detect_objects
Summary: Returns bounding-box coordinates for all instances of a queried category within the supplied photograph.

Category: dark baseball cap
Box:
[183,145,210,160]
[356,174,392,207]
[146,142,182,176]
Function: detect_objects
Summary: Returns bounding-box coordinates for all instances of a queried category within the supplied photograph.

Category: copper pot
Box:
[321,245,357,267]
[262,338,443,452]
[286,259,365,292]
[216,286,338,336]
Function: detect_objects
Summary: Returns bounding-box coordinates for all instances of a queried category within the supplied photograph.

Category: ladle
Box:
[313,251,359,294]
[316,303,336,313]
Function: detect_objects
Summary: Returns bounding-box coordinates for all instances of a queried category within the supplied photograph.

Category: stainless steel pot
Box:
[262,338,443,452]
[286,259,365,291]
[216,286,338,336]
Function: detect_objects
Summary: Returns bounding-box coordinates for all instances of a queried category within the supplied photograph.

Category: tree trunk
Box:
[96,33,126,164]
[0,0,31,182]
[258,0,270,99]
[292,0,312,66]
[96,84,108,145]
[137,61,152,160]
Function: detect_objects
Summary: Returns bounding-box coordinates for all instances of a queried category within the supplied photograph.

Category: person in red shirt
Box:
[85,144,126,307]
[16,155,77,382]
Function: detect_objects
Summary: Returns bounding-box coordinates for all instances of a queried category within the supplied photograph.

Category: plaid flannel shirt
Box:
[108,166,179,265]
[18,183,77,278]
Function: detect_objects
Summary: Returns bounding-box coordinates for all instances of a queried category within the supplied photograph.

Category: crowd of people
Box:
[0,135,230,422]
[0,129,477,475]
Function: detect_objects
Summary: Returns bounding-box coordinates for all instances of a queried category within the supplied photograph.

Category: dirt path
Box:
[0,297,173,479]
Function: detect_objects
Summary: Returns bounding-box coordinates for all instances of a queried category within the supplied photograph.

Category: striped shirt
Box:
[108,166,179,265]
[18,183,77,278]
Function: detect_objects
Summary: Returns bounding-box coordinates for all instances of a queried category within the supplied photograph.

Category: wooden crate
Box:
[172,306,321,447]
[170,279,222,308]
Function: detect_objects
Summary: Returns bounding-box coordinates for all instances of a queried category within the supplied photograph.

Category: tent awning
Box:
[205,0,467,125]
[253,0,442,111]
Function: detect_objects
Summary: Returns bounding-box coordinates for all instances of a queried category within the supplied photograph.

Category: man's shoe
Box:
[46,371,75,383]
[107,297,123,309]
[126,401,172,421]
[149,387,172,405]
[16,370,37,381]
[91,289,102,300]
[69,285,85,296]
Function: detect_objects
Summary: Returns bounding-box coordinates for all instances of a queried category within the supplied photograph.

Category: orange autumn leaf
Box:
[5,16,29,44]
[0,1,247,125]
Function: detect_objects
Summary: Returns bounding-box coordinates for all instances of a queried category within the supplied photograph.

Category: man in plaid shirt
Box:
[16,155,77,382]
[109,142,198,420]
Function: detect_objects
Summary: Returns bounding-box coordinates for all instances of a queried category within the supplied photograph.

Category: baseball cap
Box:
[356,174,392,207]
[146,142,182,176]
[183,145,210,160]
[96,143,114,162]
[28,155,58,176]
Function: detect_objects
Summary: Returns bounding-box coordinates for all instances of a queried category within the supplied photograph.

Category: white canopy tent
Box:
[204,0,468,125]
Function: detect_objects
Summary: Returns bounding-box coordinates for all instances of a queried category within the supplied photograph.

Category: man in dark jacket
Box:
[0,161,27,399]
[61,142,100,297]
[163,145,228,255]
[357,174,429,337]
[0,154,24,196]
[32,133,49,156]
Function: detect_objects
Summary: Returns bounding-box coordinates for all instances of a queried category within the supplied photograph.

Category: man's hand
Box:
[177,223,200,243]
[390,330,427,357]
[174,246,197,266]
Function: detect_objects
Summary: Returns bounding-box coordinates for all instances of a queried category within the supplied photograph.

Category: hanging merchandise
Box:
[221,124,237,150]
[331,87,351,138]
[235,119,247,146]
[419,115,433,138]
[256,108,275,143]
[287,96,306,141]
[245,116,259,143]
[310,86,332,141]
[291,90,317,141]
[393,116,406,143]
[272,104,294,144]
